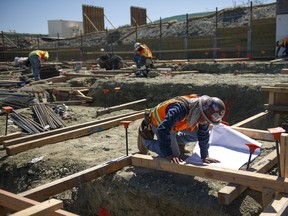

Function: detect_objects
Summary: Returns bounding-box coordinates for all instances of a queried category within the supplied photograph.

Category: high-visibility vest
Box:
[278,37,288,47]
[29,50,47,60]
[140,44,153,58]
[151,95,198,132]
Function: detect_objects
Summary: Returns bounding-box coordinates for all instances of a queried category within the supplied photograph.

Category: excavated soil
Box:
[1,61,288,216]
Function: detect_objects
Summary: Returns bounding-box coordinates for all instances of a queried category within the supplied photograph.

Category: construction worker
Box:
[276,37,288,58]
[133,42,154,77]
[28,50,49,81]
[137,95,226,164]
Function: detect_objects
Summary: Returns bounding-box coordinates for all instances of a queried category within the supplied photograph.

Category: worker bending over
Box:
[137,95,226,164]
[133,42,154,77]
[28,50,49,81]
[276,37,288,58]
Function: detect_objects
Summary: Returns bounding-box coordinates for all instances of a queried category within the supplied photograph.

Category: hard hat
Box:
[199,95,225,125]
[134,42,140,49]
[44,51,49,60]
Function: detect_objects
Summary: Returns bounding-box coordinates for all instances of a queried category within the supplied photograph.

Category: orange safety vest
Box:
[139,44,153,58]
[29,50,46,60]
[278,37,288,47]
[151,95,198,132]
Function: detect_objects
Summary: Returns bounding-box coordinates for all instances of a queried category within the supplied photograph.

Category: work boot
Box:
[179,144,190,154]
[137,134,149,155]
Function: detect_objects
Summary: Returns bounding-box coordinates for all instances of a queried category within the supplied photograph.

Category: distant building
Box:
[48,20,83,38]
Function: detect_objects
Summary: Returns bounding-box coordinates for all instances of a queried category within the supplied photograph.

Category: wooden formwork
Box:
[1,86,288,215]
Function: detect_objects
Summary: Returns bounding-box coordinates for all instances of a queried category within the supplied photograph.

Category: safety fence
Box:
[0,3,276,62]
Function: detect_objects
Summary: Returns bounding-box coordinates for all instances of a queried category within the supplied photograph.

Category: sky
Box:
[0,0,276,34]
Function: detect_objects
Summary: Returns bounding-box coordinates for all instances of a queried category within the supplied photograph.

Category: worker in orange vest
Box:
[137,95,226,164]
[133,42,154,77]
[28,50,49,81]
[276,37,288,58]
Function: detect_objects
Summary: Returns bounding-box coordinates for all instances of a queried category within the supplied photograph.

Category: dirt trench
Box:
[0,61,288,215]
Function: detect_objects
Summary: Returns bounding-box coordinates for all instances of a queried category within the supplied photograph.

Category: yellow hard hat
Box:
[44,51,49,60]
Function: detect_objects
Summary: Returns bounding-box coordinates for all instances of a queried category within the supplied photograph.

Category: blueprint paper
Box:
[185,124,262,169]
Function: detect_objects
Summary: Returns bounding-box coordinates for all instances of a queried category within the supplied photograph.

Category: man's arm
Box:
[197,124,210,159]
[157,102,187,157]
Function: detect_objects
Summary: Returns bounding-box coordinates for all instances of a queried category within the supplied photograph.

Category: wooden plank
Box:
[218,150,277,205]
[19,155,131,201]
[11,198,63,216]
[232,112,268,128]
[269,92,275,105]
[263,104,288,112]
[230,126,274,141]
[213,58,250,62]
[0,132,22,145]
[260,194,288,216]
[96,99,147,117]
[281,68,288,74]
[51,100,87,105]
[64,73,116,78]
[261,86,288,94]
[270,57,288,64]
[0,189,77,216]
[131,154,288,193]
[3,110,143,147]
[262,188,276,209]
[91,69,134,74]
[280,134,288,178]
[6,112,144,155]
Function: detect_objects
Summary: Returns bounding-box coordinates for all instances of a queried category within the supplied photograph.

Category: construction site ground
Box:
[0,60,288,215]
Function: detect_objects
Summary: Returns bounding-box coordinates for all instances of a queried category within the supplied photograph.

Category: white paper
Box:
[185,124,262,169]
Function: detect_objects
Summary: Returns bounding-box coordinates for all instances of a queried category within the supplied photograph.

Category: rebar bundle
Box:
[32,103,67,130]
[10,110,45,134]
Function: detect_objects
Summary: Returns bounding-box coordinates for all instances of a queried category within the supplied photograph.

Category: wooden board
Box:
[260,194,288,216]
[0,189,77,216]
[19,155,131,202]
[11,199,63,216]
[131,154,288,193]
[0,132,22,145]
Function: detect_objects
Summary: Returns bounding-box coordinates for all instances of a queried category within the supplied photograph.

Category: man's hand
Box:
[202,157,220,164]
[166,156,183,164]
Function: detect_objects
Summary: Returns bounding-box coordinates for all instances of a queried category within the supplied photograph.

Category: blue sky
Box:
[0,0,276,34]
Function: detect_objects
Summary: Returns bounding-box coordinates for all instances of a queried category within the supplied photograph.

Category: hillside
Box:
[0,3,276,50]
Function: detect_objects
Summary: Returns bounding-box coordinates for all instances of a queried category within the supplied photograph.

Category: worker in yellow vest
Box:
[28,50,49,81]
[133,42,154,77]
[276,37,288,58]
[137,95,226,164]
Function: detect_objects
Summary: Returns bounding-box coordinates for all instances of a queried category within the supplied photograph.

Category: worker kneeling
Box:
[133,42,154,77]
[137,95,226,164]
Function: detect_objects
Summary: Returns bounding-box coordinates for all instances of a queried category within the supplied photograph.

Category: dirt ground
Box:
[0,61,288,215]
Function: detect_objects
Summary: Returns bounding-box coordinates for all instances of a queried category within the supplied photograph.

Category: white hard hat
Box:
[134,42,140,49]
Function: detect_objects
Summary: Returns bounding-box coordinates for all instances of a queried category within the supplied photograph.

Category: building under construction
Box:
[0,1,288,215]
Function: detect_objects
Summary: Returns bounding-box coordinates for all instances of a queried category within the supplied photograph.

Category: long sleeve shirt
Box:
[156,102,210,159]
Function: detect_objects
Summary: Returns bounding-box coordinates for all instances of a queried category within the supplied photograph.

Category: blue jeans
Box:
[134,54,146,69]
[143,125,198,157]
[29,55,41,81]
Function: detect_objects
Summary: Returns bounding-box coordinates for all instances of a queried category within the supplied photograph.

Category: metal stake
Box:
[120,121,132,156]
